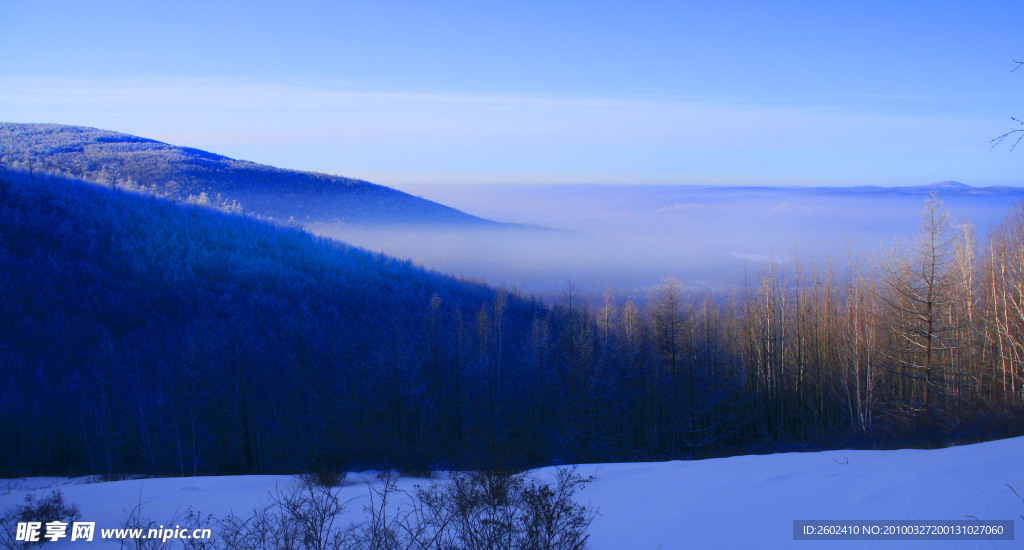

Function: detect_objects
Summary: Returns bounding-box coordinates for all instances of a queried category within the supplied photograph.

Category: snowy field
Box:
[3,437,1023,549]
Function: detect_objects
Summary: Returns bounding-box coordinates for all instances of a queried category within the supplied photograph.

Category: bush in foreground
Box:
[104,468,594,550]
[0,490,81,549]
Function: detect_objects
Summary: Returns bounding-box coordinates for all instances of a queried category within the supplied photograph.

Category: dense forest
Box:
[2,161,1024,478]
[0,167,541,475]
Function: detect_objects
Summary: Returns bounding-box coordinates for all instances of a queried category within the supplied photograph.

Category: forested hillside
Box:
[0,123,497,227]
[0,168,543,475]
[3,165,1024,479]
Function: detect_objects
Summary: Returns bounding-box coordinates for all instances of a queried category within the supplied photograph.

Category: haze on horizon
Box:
[1,1,1023,188]
[322,182,1024,294]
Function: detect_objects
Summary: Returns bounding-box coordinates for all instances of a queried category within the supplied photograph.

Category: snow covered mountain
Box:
[0,123,503,228]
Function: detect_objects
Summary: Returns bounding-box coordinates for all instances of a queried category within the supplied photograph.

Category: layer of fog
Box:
[312,184,1024,296]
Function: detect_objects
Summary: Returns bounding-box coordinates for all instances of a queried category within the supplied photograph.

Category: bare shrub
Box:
[274,476,351,550]
[117,497,163,550]
[401,467,596,550]
[218,501,303,550]
[299,471,348,489]
[0,489,81,549]
[74,467,594,550]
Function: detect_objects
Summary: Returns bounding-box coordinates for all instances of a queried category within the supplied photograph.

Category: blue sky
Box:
[1,0,1022,186]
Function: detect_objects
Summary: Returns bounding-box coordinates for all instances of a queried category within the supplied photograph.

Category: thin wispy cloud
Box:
[0,76,1006,185]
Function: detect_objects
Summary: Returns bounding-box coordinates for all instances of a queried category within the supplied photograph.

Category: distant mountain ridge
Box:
[809,180,1024,195]
[924,180,973,190]
[0,122,500,228]
[674,180,1023,196]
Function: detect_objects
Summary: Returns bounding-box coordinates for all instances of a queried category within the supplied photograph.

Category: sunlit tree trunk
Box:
[879,196,961,413]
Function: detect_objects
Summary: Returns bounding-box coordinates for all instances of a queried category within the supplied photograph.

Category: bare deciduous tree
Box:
[879,196,963,411]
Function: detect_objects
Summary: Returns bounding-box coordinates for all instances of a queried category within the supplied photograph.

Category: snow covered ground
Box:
[3,437,1022,549]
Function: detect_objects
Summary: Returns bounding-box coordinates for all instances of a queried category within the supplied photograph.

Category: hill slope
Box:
[0,122,498,227]
[0,168,548,475]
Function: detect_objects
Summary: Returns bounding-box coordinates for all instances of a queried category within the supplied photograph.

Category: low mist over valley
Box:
[379,181,1024,293]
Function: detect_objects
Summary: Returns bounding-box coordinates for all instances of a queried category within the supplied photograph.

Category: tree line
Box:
[1,168,1023,477]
